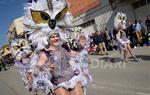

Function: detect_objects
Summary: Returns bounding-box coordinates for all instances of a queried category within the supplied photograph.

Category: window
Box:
[80,19,95,28]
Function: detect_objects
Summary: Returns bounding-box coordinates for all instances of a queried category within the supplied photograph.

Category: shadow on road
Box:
[129,55,150,61]
[99,57,123,63]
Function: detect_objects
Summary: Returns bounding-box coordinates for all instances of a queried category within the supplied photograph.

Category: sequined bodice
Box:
[121,32,127,41]
[45,48,74,85]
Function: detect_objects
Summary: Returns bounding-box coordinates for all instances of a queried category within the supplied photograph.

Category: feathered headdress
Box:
[114,12,127,30]
[24,0,73,50]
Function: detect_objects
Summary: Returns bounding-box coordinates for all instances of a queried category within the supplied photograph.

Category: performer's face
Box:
[50,33,60,47]
[79,36,86,46]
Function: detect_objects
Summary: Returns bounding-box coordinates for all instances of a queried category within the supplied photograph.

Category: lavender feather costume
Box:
[10,0,91,95]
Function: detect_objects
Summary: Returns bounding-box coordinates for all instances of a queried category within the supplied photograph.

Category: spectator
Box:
[108,29,115,50]
[139,20,146,46]
[147,32,150,46]
[104,28,111,50]
[132,19,142,45]
[98,30,108,55]
[88,34,93,45]
[103,28,110,42]
[108,29,113,40]
[0,57,7,71]
[88,43,97,55]
[127,21,136,48]
[92,32,99,45]
[145,15,150,33]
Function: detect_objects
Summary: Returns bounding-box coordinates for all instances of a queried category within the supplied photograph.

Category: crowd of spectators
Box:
[88,15,150,55]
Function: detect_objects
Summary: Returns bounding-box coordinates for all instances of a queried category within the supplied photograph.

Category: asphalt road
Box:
[0,47,150,95]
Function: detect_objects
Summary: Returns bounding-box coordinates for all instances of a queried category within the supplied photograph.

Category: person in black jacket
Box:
[145,15,150,46]
[0,57,7,71]
[127,21,136,48]
[145,15,150,33]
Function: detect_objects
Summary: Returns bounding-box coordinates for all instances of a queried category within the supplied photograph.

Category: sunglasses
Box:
[31,5,68,24]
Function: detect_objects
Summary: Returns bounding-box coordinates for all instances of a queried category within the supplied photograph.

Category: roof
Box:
[68,0,101,17]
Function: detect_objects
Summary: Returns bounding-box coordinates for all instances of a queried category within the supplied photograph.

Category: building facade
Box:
[68,0,150,38]
[7,16,25,42]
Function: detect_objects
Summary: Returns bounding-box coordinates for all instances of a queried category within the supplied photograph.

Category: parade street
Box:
[0,47,149,95]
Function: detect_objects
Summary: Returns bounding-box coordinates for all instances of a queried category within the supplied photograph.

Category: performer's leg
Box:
[102,42,108,54]
[55,87,70,95]
[83,69,93,83]
[126,43,139,61]
[34,89,38,95]
[123,49,128,61]
[98,43,104,55]
[70,82,84,95]
[27,73,33,92]
[126,43,132,55]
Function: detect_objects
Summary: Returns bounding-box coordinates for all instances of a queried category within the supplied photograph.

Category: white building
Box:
[69,0,150,38]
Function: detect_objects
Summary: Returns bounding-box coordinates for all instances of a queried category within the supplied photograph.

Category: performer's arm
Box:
[116,31,123,43]
[34,52,47,75]
[38,52,47,66]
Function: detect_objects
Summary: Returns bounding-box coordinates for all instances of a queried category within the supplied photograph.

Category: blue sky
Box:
[0,0,26,48]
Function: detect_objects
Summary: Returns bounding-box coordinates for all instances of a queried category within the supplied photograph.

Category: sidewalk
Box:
[0,47,149,95]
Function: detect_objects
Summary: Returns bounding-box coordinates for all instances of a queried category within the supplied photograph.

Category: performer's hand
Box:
[27,73,33,84]
[48,64,57,70]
